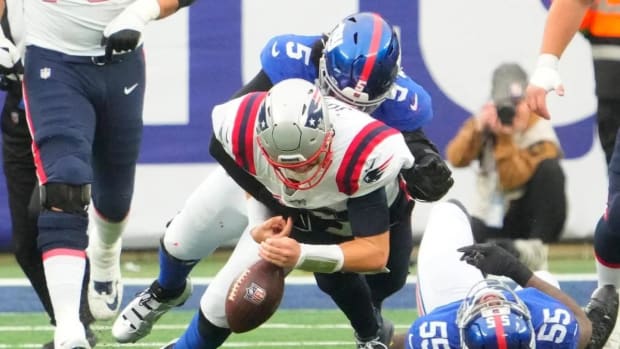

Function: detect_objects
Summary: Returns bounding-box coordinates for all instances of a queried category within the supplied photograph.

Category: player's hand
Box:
[0,36,21,79]
[457,243,533,286]
[259,235,300,269]
[406,151,454,202]
[527,54,564,120]
[250,216,292,244]
[101,0,160,62]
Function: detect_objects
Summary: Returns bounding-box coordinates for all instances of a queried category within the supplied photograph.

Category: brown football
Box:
[225,259,285,333]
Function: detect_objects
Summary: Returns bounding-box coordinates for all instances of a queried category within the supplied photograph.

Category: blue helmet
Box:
[318,12,400,113]
[456,279,535,349]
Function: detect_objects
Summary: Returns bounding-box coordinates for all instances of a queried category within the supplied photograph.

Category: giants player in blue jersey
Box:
[395,200,619,349]
[113,12,451,346]
[164,78,415,349]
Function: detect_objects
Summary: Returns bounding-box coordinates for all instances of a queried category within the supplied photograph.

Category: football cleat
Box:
[112,279,192,343]
[54,324,91,349]
[585,285,619,349]
[355,318,394,349]
[43,326,97,349]
[87,239,123,320]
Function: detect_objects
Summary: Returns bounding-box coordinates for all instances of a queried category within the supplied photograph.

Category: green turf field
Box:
[0,243,598,348]
[0,310,415,349]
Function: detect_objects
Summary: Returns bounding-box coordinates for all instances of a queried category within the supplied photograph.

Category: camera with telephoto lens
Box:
[496,100,516,126]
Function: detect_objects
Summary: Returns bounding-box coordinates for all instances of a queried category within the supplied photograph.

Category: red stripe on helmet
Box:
[493,315,508,349]
[358,13,384,86]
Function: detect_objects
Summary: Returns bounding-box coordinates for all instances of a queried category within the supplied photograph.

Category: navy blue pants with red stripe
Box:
[596,128,620,267]
[23,45,146,251]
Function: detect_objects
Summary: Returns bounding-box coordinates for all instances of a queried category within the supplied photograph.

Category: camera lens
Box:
[497,105,516,125]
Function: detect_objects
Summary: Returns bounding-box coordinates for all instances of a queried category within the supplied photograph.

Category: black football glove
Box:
[101,0,160,62]
[403,150,454,202]
[457,243,533,287]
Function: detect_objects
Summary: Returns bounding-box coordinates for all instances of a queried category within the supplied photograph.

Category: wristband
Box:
[508,262,534,287]
[294,244,344,273]
[535,53,559,69]
[130,0,161,22]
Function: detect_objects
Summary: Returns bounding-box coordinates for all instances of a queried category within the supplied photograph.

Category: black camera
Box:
[496,102,516,126]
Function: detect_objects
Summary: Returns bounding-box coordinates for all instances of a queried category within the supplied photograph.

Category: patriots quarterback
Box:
[112,11,443,347]
[153,78,414,349]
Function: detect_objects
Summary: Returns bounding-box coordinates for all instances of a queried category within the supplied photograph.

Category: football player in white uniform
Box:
[113,13,453,346]
[118,79,416,349]
[19,0,195,348]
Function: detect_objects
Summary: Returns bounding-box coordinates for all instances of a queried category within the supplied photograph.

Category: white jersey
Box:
[24,0,136,56]
[212,92,414,214]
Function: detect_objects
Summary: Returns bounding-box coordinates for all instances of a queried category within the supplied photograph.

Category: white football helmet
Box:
[256,78,334,190]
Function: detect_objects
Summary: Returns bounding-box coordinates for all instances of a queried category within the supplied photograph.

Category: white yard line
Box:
[0,273,597,286]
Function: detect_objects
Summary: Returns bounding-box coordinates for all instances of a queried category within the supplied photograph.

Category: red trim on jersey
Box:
[493,314,508,349]
[336,121,399,195]
[231,92,266,175]
[22,82,47,184]
[42,248,86,261]
[358,14,384,84]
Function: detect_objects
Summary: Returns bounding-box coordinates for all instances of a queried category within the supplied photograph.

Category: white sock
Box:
[90,209,128,247]
[595,259,620,289]
[43,250,86,334]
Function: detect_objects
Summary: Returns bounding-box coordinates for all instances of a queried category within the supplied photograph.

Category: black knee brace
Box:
[40,183,91,215]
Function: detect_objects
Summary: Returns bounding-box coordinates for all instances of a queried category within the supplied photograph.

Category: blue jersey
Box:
[406,288,580,349]
[260,34,433,132]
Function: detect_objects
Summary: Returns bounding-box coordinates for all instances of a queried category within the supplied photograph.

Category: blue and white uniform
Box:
[261,34,433,132]
[407,288,580,349]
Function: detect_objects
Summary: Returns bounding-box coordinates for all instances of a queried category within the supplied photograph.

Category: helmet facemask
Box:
[457,280,535,349]
[258,130,334,191]
[256,79,334,191]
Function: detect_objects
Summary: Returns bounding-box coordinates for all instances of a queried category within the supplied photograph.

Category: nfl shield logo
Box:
[40,67,51,80]
[10,111,18,125]
[244,282,267,305]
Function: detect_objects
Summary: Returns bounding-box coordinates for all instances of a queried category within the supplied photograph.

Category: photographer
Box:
[445,63,566,271]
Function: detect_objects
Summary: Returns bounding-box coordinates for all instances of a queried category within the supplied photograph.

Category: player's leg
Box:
[590,128,620,348]
[1,86,54,317]
[595,99,620,166]
[366,194,414,310]
[23,46,97,348]
[169,226,262,348]
[112,167,247,343]
[416,200,484,315]
[86,49,146,321]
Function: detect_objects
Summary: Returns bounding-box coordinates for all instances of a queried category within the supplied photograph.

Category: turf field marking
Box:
[0,342,356,348]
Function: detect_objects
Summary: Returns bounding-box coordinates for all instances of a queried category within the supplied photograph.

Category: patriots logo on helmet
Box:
[363,156,392,183]
[244,282,267,305]
[304,90,324,129]
[257,104,269,132]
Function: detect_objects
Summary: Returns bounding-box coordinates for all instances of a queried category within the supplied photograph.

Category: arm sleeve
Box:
[347,188,390,237]
[401,128,440,160]
[209,136,289,215]
[445,117,485,167]
[230,70,274,99]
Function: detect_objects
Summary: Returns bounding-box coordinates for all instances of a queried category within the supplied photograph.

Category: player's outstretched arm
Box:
[526,0,593,119]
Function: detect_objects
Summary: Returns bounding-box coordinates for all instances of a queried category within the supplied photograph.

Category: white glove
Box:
[529,54,563,93]
[0,35,21,79]
[102,0,160,61]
